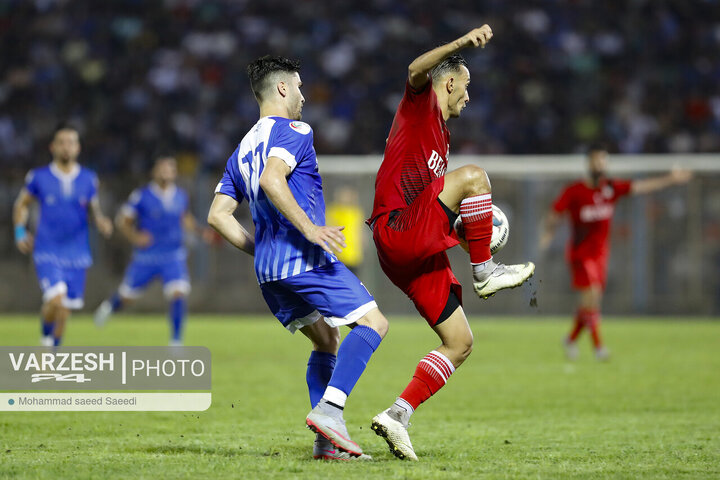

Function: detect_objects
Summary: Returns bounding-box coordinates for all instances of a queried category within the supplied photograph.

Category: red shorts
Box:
[372,177,462,326]
[569,256,608,290]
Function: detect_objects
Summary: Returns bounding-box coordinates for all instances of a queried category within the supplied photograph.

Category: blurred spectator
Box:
[1,0,719,180]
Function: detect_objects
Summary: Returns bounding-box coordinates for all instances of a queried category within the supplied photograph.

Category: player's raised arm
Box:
[630,168,692,195]
[207,193,255,255]
[259,156,346,255]
[13,188,35,254]
[408,25,493,89]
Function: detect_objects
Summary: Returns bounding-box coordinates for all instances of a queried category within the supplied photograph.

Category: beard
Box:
[56,153,74,164]
[590,170,605,187]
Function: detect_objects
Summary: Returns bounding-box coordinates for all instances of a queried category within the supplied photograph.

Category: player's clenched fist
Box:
[459,25,493,49]
[305,225,346,254]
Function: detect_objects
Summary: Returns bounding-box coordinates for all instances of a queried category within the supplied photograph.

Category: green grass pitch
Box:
[0,314,718,479]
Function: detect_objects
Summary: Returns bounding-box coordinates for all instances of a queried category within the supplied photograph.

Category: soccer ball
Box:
[454,205,510,255]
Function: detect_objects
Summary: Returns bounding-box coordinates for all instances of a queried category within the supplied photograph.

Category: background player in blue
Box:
[13,124,113,347]
[94,156,204,345]
[207,55,389,461]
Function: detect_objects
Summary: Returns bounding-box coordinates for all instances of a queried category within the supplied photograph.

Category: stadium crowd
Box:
[1,0,719,177]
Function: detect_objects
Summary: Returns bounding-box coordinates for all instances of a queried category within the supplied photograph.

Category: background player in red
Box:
[367,26,535,460]
[541,145,692,361]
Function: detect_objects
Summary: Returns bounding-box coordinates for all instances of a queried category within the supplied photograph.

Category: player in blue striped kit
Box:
[208,56,389,460]
[13,125,113,346]
[94,156,202,346]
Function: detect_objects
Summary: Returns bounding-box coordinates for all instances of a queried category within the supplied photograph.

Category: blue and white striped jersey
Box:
[215,116,336,284]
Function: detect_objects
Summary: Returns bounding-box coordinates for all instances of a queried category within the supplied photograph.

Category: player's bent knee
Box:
[356,308,389,338]
[318,327,341,353]
[43,294,65,317]
[169,291,187,300]
[446,331,474,365]
[459,165,491,196]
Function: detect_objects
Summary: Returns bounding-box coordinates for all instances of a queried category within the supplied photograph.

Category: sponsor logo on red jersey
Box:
[427,150,447,177]
[579,203,614,223]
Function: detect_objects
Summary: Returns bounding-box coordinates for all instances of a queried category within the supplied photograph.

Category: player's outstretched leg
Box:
[40,315,54,347]
[439,165,534,299]
[94,292,125,328]
[563,309,585,360]
[301,319,373,461]
[41,294,69,347]
[372,306,471,461]
[168,293,187,346]
[306,308,388,456]
[570,286,609,361]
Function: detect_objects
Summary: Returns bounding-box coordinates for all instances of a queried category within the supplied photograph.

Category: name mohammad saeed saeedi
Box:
[16,396,137,406]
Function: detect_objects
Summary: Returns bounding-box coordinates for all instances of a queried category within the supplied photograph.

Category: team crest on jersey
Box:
[289,121,311,135]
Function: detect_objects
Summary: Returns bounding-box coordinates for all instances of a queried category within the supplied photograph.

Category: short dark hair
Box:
[430,53,468,81]
[587,142,609,155]
[154,155,176,165]
[247,55,301,101]
[53,122,79,139]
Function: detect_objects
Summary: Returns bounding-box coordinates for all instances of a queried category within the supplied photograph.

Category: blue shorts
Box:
[119,259,190,300]
[34,262,87,310]
[260,262,377,333]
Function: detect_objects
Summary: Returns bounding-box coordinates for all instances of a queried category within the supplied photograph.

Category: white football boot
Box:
[306,400,363,457]
[563,338,579,361]
[594,346,610,361]
[313,434,372,461]
[473,260,535,299]
[371,408,418,461]
[94,300,113,328]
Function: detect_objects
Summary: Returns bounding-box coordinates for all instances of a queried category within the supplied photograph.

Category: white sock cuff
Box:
[418,350,456,383]
[394,397,415,415]
[430,350,455,373]
[460,194,492,220]
[322,386,347,407]
[461,193,491,204]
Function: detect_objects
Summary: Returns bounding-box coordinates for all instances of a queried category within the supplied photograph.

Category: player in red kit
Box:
[541,145,692,361]
[367,26,535,460]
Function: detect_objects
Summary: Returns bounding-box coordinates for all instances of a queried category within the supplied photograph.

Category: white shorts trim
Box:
[163,280,191,299]
[324,301,378,328]
[118,283,144,300]
[285,310,322,334]
[42,282,68,303]
[62,297,84,310]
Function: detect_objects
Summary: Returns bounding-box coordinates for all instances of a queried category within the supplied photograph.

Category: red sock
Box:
[399,350,455,410]
[568,309,586,342]
[460,194,493,264]
[586,309,602,348]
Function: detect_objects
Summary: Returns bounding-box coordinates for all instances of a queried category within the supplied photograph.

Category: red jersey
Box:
[369,79,450,224]
[552,178,632,261]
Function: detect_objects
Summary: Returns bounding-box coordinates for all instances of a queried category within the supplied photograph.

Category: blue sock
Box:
[53,336,61,347]
[169,297,186,341]
[110,293,123,312]
[41,319,54,337]
[306,351,337,408]
[326,325,382,399]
